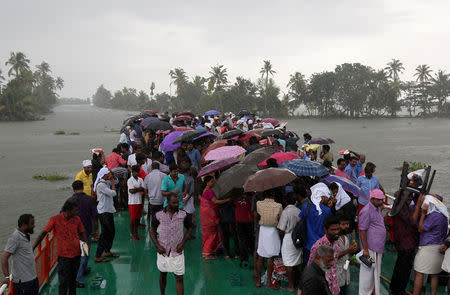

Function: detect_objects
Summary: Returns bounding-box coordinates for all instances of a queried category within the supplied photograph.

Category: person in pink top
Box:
[105,146,127,169]
[334,158,351,180]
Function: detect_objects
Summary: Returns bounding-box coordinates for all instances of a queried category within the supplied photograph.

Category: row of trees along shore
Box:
[0,52,64,120]
[94,59,450,118]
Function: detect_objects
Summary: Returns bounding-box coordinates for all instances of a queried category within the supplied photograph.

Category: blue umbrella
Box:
[204,110,220,116]
[321,175,363,198]
[279,159,329,177]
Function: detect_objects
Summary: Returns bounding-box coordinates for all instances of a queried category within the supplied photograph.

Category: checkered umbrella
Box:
[279,159,329,177]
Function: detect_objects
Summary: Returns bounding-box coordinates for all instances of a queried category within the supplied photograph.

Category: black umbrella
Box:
[308,137,335,144]
[145,120,173,132]
[261,128,284,138]
[173,129,206,144]
[241,146,278,165]
[238,110,252,117]
[213,164,259,199]
[140,117,160,129]
[220,129,243,140]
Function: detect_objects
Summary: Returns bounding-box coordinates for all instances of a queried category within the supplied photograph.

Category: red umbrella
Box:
[173,126,193,131]
[143,110,158,115]
[174,116,192,122]
[258,152,300,168]
[261,118,279,126]
[177,111,195,117]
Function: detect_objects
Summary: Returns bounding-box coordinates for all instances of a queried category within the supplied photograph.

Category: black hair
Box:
[151,162,160,170]
[349,156,357,161]
[120,143,129,150]
[266,158,278,168]
[365,162,376,173]
[136,153,146,162]
[169,163,178,172]
[182,166,191,174]
[135,145,143,151]
[323,160,332,168]
[303,133,312,141]
[249,136,259,145]
[203,175,214,185]
[181,157,191,164]
[62,199,78,212]
[18,214,34,227]
[336,212,351,223]
[285,192,296,205]
[293,184,307,198]
[322,144,330,151]
[131,165,141,173]
[337,158,345,165]
[152,151,163,160]
[343,154,351,161]
[323,215,340,229]
[72,180,84,191]
[328,182,339,192]
[142,146,152,155]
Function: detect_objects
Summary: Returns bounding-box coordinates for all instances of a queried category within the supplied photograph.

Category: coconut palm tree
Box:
[5,52,31,77]
[55,77,64,90]
[0,69,4,93]
[287,72,307,109]
[431,70,450,113]
[208,65,228,110]
[260,60,276,89]
[414,64,433,83]
[385,59,404,82]
[169,68,188,95]
[150,82,155,97]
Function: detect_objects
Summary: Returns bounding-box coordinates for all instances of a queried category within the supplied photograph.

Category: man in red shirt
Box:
[34,200,87,295]
[234,193,254,266]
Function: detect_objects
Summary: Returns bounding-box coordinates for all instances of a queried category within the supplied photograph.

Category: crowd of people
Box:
[2,110,450,295]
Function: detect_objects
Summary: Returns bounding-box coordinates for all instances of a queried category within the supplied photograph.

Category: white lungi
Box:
[281,233,302,267]
[257,226,281,258]
[414,244,444,274]
[442,248,450,273]
[157,252,185,276]
[359,249,382,295]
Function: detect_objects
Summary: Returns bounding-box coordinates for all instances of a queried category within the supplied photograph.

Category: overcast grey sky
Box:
[1,0,449,99]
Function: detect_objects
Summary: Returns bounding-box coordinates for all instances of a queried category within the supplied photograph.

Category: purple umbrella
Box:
[308,137,335,144]
[140,117,160,129]
[197,157,240,178]
[204,110,221,116]
[204,146,246,161]
[321,175,362,197]
[160,131,184,152]
[194,131,216,141]
[261,118,279,126]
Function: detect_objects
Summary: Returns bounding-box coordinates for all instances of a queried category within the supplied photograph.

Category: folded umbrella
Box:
[145,120,173,132]
[258,152,300,168]
[321,175,363,198]
[279,159,329,177]
[204,110,220,116]
[308,137,335,145]
[204,146,246,161]
[212,164,259,198]
[198,157,240,178]
[261,128,284,138]
[173,129,206,144]
[160,131,184,152]
[261,118,279,126]
[241,146,278,165]
[220,129,243,140]
[244,168,297,192]
[201,140,228,162]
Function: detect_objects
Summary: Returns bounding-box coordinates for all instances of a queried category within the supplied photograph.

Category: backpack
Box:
[291,200,311,248]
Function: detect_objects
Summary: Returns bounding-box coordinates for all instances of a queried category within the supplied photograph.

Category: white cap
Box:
[407,169,425,180]
[83,160,92,167]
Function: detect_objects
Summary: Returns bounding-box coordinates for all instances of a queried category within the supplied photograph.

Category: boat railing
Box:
[2,230,57,295]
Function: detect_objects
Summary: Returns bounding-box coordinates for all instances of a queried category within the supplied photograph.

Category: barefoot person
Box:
[150,193,193,295]
[127,165,145,241]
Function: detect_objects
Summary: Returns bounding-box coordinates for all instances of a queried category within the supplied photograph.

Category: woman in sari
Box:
[200,175,230,259]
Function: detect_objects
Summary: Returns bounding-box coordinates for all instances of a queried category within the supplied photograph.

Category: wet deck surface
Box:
[40,209,447,294]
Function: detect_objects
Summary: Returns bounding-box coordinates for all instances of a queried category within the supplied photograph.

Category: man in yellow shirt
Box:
[75,160,93,197]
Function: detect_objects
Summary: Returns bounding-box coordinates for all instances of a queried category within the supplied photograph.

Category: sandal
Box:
[94,257,109,263]
[104,252,120,258]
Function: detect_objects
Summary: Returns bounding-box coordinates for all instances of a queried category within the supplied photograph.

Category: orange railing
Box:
[4,230,57,295]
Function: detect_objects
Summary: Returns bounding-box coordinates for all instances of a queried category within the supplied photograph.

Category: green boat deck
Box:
[39,209,447,294]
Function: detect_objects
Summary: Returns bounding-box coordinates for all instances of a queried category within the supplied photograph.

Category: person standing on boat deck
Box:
[358,189,386,295]
[150,193,193,295]
[93,168,120,262]
[299,183,332,266]
[68,181,98,288]
[128,165,145,241]
[185,142,201,171]
[34,200,87,295]
[390,190,420,295]
[412,194,448,295]
[277,193,302,292]
[254,189,283,289]
[334,158,351,180]
[144,162,166,223]
[344,156,359,183]
[336,213,358,295]
[75,160,93,197]
[356,162,385,213]
[299,245,334,295]
[161,164,186,209]
[2,214,38,295]
[320,145,333,163]
[306,215,342,295]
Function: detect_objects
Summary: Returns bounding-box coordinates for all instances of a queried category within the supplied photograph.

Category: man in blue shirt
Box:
[356,162,385,208]
[186,142,201,170]
[161,164,186,209]
[344,156,359,183]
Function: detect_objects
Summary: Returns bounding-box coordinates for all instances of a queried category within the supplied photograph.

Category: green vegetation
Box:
[104,128,120,133]
[92,59,450,118]
[68,132,80,135]
[395,161,428,171]
[54,130,80,135]
[0,51,64,121]
[33,173,69,181]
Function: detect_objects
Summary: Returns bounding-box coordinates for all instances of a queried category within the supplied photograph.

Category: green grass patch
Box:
[104,128,120,133]
[54,130,66,135]
[68,132,80,135]
[395,161,428,171]
[362,125,367,128]
[33,173,70,181]
[0,154,4,159]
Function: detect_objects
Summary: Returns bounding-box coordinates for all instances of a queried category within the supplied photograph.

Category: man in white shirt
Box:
[127,165,145,241]
[143,162,167,224]
[127,145,143,172]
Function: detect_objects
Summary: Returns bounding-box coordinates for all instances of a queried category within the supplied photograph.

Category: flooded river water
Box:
[1,104,449,247]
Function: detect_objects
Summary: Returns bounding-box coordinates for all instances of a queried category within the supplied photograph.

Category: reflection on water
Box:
[1,105,449,248]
